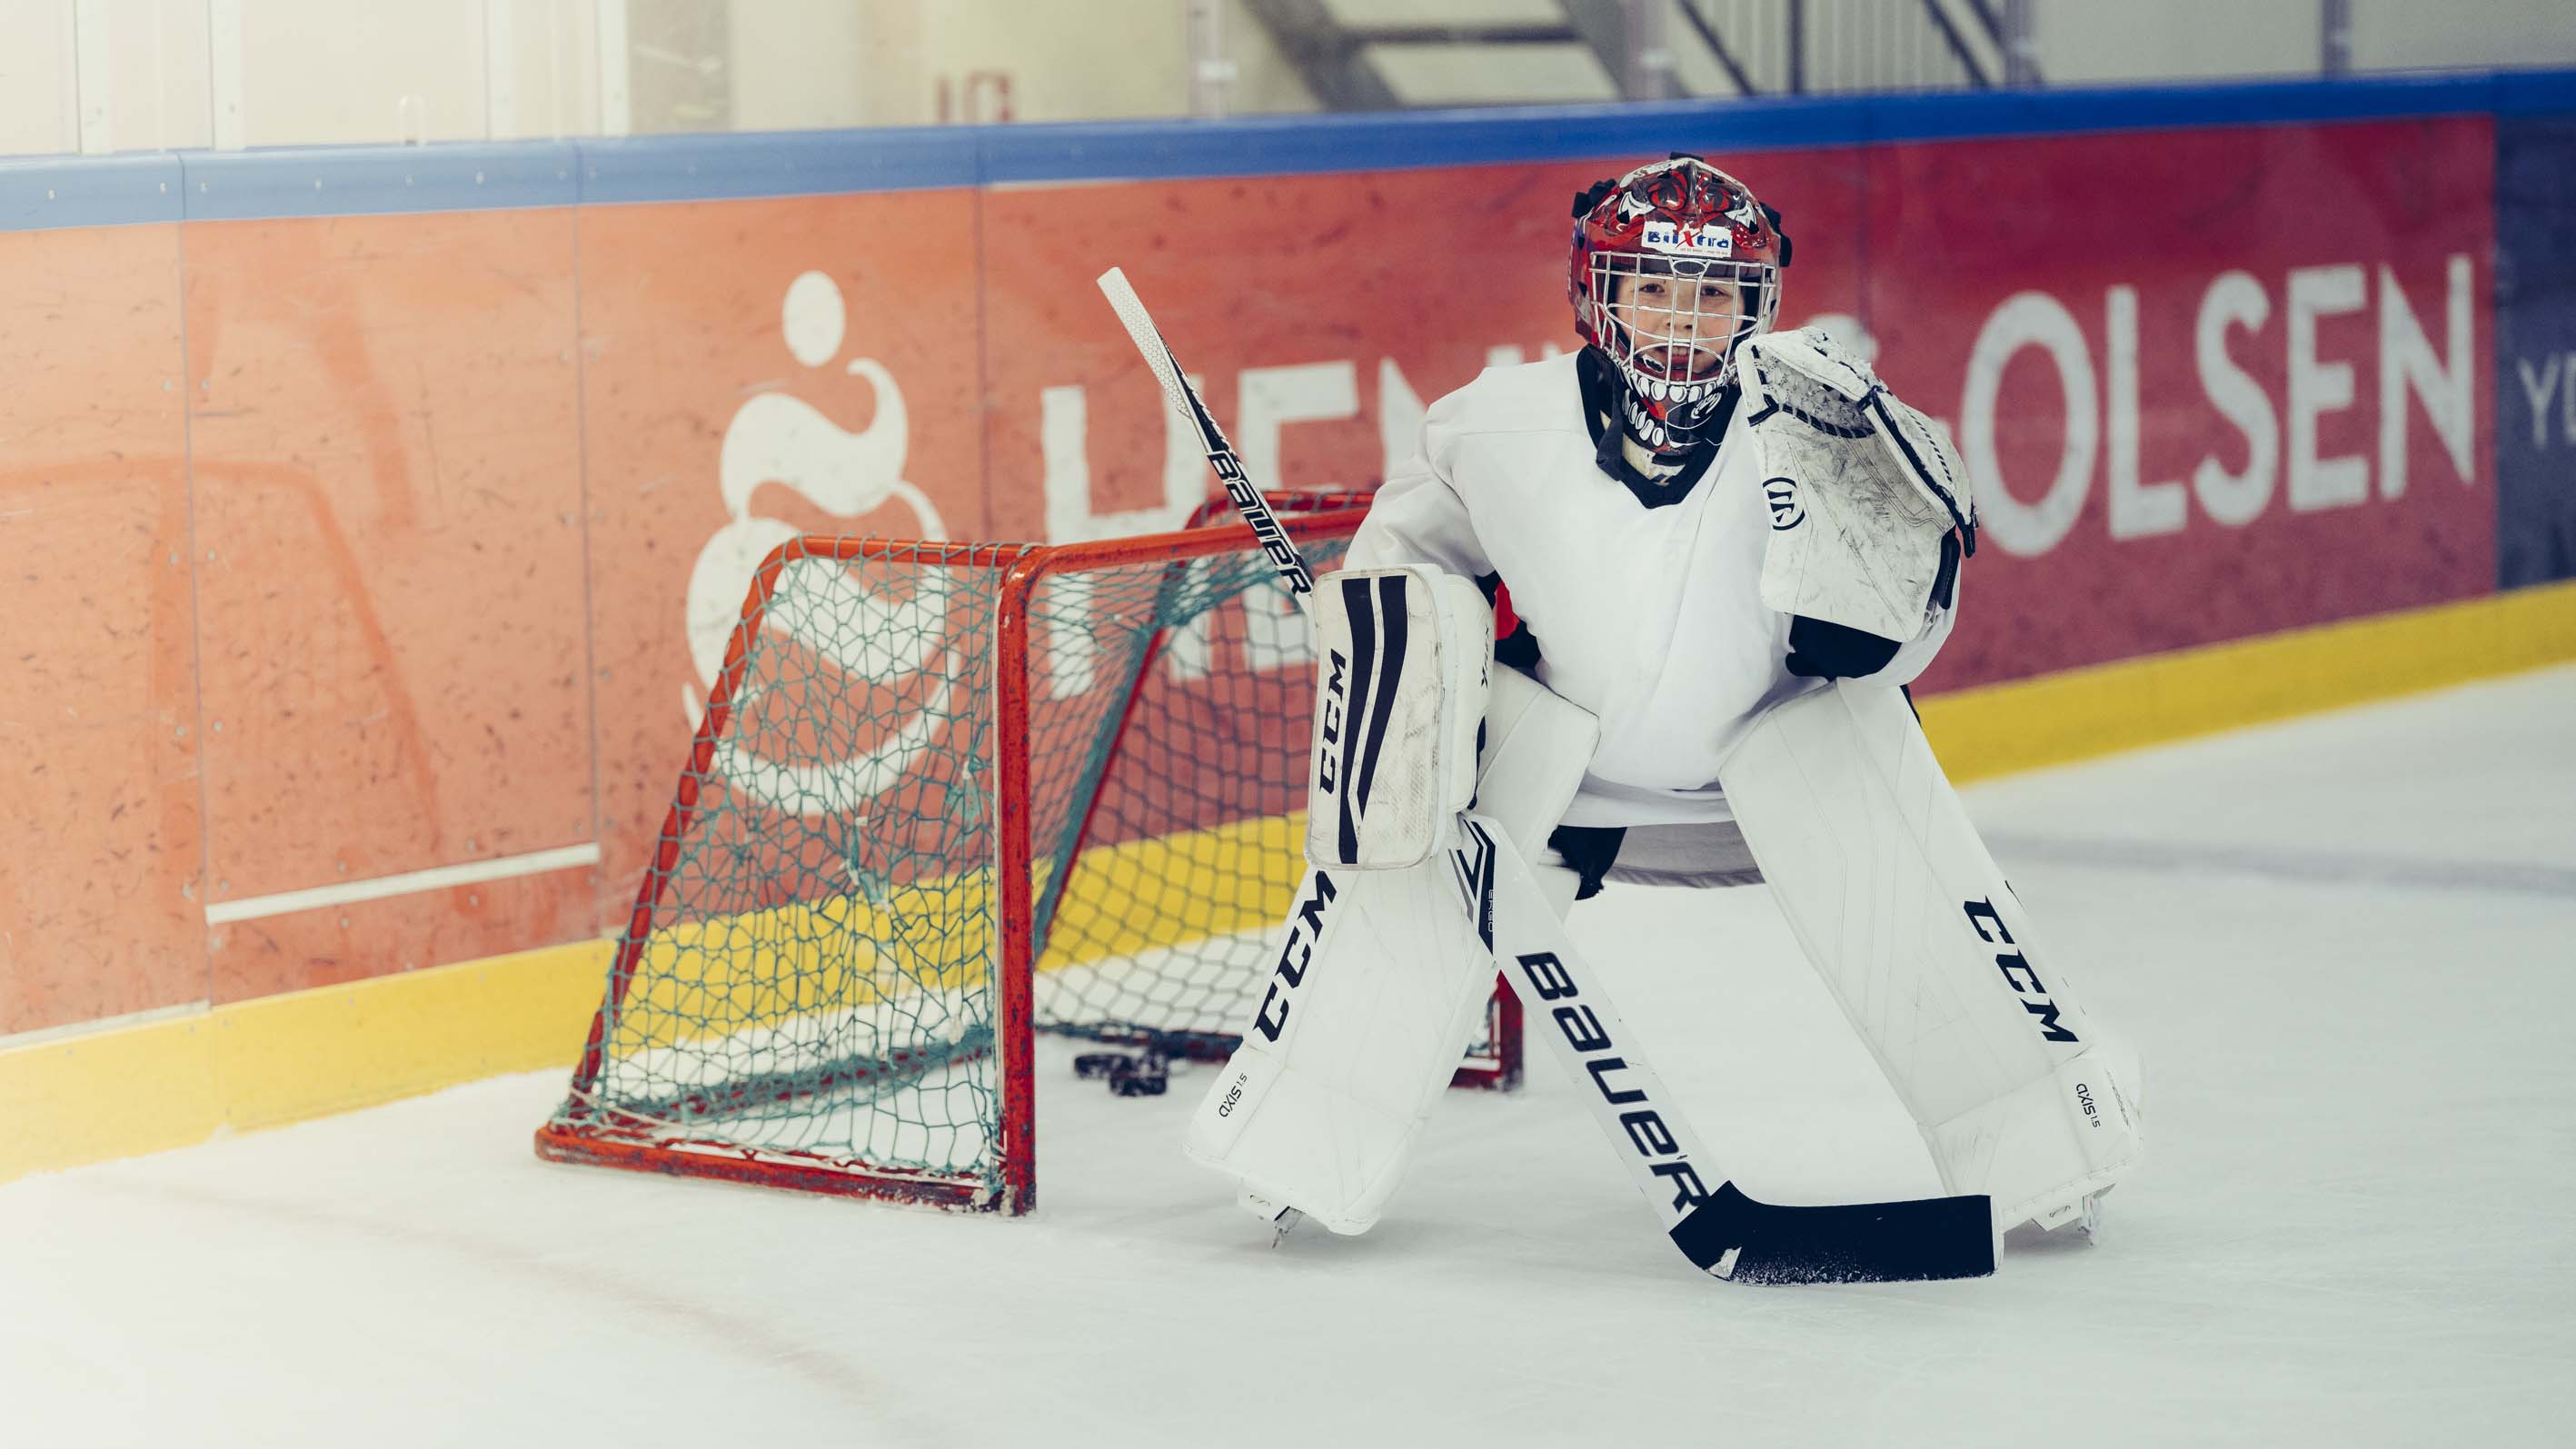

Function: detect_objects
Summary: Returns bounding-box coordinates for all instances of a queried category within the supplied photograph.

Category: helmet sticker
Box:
[1640,220,1733,256]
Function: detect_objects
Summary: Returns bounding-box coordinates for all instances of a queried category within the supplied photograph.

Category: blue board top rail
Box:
[5,67,2573,233]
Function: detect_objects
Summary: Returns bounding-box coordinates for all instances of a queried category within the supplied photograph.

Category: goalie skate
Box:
[2029,1187,2109,1240]
[2007,1039,2145,1241]
[1240,1186,1305,1245]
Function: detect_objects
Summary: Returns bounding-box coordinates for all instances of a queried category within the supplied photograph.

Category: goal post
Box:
[536,498,1520,1212]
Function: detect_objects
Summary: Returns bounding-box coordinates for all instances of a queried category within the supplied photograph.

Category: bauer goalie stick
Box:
[1096,267,1994,1284]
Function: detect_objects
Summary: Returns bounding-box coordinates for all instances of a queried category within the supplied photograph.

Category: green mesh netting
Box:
[547,527,1365,1203]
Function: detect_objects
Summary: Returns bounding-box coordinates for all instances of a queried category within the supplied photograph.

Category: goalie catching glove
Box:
[1741,326,1976,679]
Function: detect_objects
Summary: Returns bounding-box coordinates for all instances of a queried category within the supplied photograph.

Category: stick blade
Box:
[1671,1184,1996,1285]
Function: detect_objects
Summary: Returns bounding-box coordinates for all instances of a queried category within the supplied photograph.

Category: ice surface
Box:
[6,668,2572,1447]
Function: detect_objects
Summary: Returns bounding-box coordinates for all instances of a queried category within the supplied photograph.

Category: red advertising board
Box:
[1866,118,2493,689]
[0,111,2506,1035]
[978,151,1869,543]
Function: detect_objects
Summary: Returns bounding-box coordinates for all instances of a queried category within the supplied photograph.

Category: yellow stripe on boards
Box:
[218,939,616,1133]
[1918,580,2576,783]
[5,580,2571,1185]
[0,940,612,1184]
[0,1011,224,1176]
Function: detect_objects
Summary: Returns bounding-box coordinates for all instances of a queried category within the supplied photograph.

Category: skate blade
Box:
[1238,1187,1303,1246]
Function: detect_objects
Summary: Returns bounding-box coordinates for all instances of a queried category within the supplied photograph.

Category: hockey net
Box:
[536,498,1520,1211]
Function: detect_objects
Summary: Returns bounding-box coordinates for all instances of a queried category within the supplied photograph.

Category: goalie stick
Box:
[1095,267,1994,1284]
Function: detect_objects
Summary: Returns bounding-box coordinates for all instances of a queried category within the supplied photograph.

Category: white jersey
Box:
[1347,352,1956,829]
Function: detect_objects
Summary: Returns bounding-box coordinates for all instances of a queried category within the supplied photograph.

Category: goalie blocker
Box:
[1303,568,1490,871]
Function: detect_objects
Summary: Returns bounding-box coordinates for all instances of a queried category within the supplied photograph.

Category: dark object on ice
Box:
[1074,1050,1169,1097]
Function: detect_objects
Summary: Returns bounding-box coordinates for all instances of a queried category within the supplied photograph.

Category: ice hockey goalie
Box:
[1184,154,2142,1250]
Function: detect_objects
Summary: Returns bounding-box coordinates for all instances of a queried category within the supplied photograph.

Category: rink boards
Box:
[7,72,2576,1175]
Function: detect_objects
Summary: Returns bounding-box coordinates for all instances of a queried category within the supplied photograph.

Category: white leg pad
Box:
[1184,670,1601,1234]
[1716,681,2143,1232]
[1182,861,1497,1235]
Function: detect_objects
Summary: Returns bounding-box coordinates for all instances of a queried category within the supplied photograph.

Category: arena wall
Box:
[6,73,2574,1177]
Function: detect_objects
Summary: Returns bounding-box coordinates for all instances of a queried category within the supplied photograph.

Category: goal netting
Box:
[536,501,1518,1211]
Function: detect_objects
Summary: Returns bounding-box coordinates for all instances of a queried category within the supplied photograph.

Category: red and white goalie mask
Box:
[1569,156,1787,450]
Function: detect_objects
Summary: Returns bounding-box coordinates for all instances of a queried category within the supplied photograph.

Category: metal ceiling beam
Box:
[1238,0,1402,111]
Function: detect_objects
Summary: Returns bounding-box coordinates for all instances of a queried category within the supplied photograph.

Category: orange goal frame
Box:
[535,499,1521,1212]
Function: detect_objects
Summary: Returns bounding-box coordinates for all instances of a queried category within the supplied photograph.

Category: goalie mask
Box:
[1569,156,1787,452]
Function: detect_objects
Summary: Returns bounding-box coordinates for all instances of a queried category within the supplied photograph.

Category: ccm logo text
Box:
[1253,871,1337,1042]
[1964,897,2080,1044]
[1315,650,1347,794]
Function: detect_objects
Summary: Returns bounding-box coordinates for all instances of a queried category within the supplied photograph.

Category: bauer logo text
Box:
[1517,950,1711,1212]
